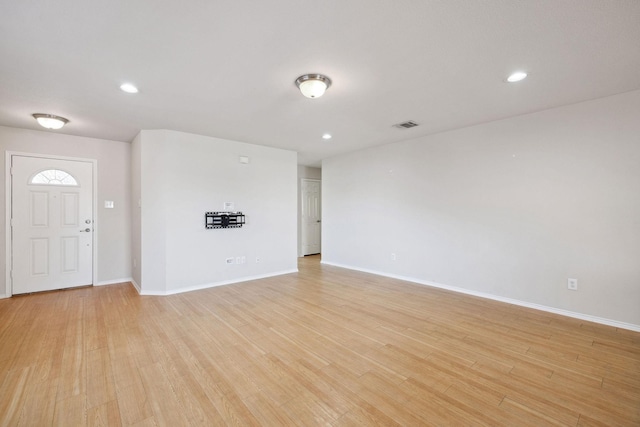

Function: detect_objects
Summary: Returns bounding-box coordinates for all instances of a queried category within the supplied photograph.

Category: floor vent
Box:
[393,120,419,129]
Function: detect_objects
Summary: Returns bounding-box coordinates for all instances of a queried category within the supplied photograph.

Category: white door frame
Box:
[301,178,321,256]
[4,151,98,297]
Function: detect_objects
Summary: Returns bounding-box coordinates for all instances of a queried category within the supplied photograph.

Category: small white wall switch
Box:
[104,201,114,209]
[224,202,234,211]
[568,278,578,291]
[391,253,396,261]
[239,156,250,164]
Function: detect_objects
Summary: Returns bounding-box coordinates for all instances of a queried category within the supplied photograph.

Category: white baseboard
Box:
[95,278,133,286]
[130,278,141,294]
[138,269,298,296]
[321,260,640,333]
[0,294,8,299]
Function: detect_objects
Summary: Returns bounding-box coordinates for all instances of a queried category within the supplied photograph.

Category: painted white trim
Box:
[0,294,8,299]
[321,260,640,333]
[138,269,298,296]
[300,178,322,257]
[4,152,11,298]
[130,278,141,294]
[92,159,98,288]
[5,151,99,297]
[95,278,133,286]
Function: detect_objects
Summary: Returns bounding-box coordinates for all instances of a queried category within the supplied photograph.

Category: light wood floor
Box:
[1,255,638,426]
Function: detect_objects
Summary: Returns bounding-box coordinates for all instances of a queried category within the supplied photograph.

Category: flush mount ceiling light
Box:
[295,74,332,98]
[322,133,332,140]
[120,83,139,93]
[32,113,69,130]
[506,71,528,83]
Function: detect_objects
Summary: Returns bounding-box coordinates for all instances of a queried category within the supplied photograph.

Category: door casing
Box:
[4,151,98,297]
[301,178,322,256]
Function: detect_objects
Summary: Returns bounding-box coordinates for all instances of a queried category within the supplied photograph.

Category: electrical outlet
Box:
[133,258,137,268]
[226,257,234,265]
[391,253,396,261]
[568,278,578,291]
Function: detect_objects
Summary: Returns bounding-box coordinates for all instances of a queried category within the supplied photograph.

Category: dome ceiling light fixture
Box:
[295,74,332,98]
[32,113,69,130]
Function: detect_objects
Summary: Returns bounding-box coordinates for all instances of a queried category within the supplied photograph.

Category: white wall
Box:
[322,90,640,329]
[136,130,297,295]
[297,165,322,256]
[0,126,131,296]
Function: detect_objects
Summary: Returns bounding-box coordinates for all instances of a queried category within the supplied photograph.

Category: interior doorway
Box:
[301,178,321,256]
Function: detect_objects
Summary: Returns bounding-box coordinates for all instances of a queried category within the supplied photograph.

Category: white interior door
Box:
[11,156,93,294]
[301,179,321,255]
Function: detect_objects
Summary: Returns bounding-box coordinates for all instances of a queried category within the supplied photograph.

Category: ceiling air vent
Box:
[393,120,419,129]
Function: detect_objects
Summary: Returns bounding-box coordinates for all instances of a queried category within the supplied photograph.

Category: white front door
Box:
[11,155,94,294]
[301,179,321,255]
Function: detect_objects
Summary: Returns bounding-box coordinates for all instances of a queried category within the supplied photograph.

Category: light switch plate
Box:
[104,201,114,209]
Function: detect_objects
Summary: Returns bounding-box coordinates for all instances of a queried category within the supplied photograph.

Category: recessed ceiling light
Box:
[322,133,332,140]
[506,71,528,83]
[120,83,139,93]
[32,113,69,130]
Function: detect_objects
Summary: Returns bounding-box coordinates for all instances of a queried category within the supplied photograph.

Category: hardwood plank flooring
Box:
[0,255,638,426]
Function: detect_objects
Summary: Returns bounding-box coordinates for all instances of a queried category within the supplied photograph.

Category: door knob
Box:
[80,228,91,232]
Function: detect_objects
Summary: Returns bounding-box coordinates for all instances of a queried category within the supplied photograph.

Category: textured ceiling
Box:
[1,0,639,166]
